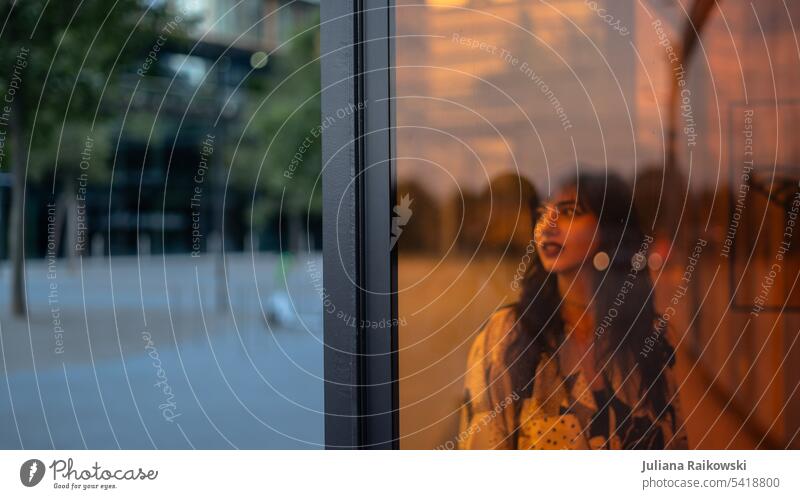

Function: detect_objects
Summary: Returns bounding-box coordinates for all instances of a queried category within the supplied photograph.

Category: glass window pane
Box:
[396,0,800,449]
[0,0,324,449]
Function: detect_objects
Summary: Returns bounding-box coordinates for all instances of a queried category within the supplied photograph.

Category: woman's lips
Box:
[539,241,563,258]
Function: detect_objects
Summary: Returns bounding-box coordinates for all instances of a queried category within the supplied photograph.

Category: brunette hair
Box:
[508,172,675,420]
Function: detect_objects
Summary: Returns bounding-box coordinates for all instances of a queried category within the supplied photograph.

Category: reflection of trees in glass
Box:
[456,173,537,255]
[393,181,440,254]
[396,173,537,256]
[0,1,174,315]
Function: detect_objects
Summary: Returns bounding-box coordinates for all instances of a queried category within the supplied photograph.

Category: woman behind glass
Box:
[459,172,688,449]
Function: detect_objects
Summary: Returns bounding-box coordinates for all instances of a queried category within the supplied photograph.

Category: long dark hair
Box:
[508,172,675,418]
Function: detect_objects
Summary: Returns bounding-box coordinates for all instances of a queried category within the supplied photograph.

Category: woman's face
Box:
[533,187,600,274]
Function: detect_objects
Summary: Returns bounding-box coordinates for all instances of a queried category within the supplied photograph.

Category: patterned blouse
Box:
[458,307,689,449]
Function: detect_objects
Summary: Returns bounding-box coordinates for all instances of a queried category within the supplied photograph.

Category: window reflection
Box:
[396,0,800,449]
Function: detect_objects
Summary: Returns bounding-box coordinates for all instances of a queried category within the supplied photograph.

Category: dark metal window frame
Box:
[321,0,397,449]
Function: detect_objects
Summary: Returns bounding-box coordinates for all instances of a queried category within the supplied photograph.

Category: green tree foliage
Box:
[0,0,177,314]
[229,17,321,240]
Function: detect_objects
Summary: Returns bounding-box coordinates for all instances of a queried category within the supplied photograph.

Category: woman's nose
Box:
[543,207,560,230]
[536,215,560,238]
[541,220,559,238]
[546,207,559,225]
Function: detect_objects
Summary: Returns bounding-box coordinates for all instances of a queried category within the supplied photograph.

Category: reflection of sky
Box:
[395,0,800,197]
[165,53,208,86]
[167,0,318,50]
[170,0,265,48]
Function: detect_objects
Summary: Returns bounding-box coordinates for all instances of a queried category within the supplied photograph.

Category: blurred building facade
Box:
[3,0,320,260]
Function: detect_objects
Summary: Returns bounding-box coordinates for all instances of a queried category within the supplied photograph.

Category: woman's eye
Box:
[562,207,575,217]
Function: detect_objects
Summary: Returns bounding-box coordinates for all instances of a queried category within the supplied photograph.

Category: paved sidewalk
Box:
[0,253,324,449]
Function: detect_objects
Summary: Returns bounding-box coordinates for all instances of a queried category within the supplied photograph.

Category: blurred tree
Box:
[229,17,321,252]
[0,0,175,315]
